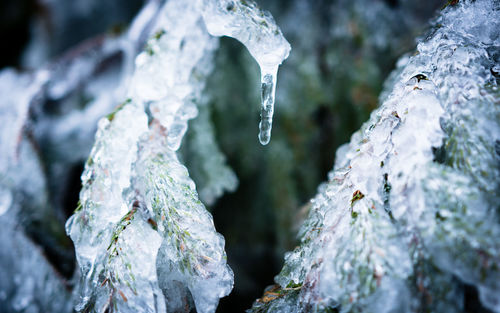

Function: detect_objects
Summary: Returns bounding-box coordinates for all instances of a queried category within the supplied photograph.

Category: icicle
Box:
[259,68,277,145]
[202,0,291,145]
[250,0,500,312]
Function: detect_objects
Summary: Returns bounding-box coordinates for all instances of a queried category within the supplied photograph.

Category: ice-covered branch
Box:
[66,0,290,312]
[202,0,291,145]
[250,1,500,312]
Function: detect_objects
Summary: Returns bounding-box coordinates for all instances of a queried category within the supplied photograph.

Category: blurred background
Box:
[0,0,448,311]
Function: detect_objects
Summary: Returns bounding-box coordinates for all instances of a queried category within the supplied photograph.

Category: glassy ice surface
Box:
[259,72,277,145]
[0,1,290,310]
[249,0,500,312]
[64,0,290,312]
[180,103,238,205]
[202,0,290,145]
[5,0,499,312]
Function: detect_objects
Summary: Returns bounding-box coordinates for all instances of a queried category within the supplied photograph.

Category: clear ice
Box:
[4,0,499,312]
[180,103,238,205]
[0,71,72,311]
[63,0,290,312]
[202,0,291,145]
[249,0,500,312]
[259,72,277,145]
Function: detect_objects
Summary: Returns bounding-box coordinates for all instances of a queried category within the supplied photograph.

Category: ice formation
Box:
[0,207,73,313]
[203,0,291,145]
[0,75,72,311]
[0,70,47,187]
[65,0,289,312]
[202,1,446,278]
[250,0,500,312]
[6,0,500,312]
[180,103,238,205]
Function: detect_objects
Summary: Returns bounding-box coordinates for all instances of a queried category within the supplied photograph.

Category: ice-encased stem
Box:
[259,68,277,145]
[66,0,291,312]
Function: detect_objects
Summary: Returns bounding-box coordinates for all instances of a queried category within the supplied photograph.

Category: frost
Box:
[250,0,500,312]
[65,0,289,312]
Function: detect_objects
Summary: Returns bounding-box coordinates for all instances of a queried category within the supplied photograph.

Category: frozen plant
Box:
[65,0,290,312]
[180,103,238,206]
[250,0,500,312]
[0,71,72,311]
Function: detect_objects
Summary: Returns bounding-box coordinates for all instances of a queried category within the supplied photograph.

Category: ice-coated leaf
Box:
[132,124,233,313]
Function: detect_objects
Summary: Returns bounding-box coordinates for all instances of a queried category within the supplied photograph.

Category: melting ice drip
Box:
[202,0,291,146]
[259,71,277,145]
[65,1,291,313]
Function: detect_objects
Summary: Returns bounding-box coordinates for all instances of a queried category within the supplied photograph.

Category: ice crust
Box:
[250,1,500,312]
[65,0,289,312]
[0,0,288,310]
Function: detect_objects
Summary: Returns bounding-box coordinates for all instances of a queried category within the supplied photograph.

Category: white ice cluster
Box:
[65,0,290,312]
[0,28,166,313]
[250,1,500,312]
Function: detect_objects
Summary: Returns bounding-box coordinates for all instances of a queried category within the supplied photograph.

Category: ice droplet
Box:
[259,70,277,145]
